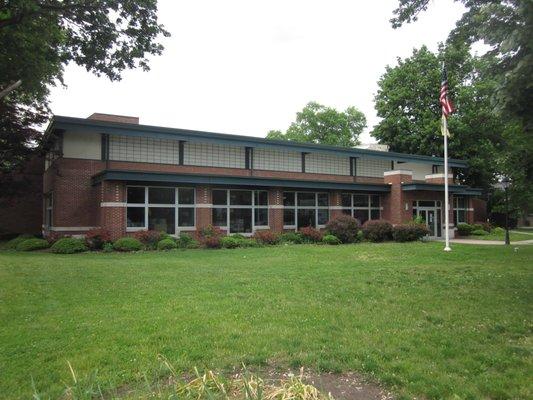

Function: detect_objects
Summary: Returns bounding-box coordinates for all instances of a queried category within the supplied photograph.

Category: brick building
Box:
[42,113,484,239]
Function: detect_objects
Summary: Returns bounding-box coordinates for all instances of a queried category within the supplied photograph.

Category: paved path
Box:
[448,238,533,245]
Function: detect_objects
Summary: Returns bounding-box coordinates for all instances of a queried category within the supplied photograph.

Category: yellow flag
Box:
[441,114,451,137]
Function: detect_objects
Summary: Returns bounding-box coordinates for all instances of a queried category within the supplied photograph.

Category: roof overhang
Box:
[402,183,483,196]
[92,170,392,192]
[47,116,468,168]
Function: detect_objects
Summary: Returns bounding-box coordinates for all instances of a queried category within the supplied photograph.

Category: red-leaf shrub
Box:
[298,226,323,243]
[392,223,430,242]
[133,230,163,249]
[325,215,360,243]
[253,230,279,245]
[45,231,62,245]
[362,220,393,242]
[85,228,111,250]
[199,224,224,249]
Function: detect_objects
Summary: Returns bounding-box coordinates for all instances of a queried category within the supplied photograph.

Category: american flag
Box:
[440,66,454,116]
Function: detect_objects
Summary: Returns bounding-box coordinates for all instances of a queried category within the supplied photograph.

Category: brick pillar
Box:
[100,180,126,240]
[383,170,413,225]
[196,186,212,235]
[269,188,283,232]
[425,173,454,185]
[330,191,343,220]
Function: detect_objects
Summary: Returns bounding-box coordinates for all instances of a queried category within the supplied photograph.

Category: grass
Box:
[464,231,532,241]
[0,243,531,399]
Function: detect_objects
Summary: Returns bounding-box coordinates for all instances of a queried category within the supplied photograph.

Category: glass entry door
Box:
[413,201,442,238]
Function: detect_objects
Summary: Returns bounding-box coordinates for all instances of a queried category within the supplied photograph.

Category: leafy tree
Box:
[266,102,366,147]
[0,0,169,175]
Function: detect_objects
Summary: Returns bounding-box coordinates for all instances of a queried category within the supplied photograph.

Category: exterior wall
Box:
[62,131,101,160]
[184,142,245,169]
[254,148,301,172]
[357,157,391,178]
[306,153,350,176]
[109,135,181,165]
[397,162,433,181]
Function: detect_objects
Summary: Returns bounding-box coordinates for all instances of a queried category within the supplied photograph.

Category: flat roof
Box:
[47,115,468,168]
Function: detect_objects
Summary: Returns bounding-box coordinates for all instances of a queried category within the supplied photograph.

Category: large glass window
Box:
[454,196,468,225]
[212,189,269,233]
[126,186,196,233]
[283,192,329,229]
[44,193,53,227]
[340,194,381,224]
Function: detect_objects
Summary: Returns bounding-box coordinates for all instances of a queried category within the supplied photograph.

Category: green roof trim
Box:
[402,183,482,195]
[92,170,392,192]
[47,115,468,168]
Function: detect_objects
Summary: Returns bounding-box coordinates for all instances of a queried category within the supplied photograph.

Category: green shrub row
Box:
[456,222,502,237]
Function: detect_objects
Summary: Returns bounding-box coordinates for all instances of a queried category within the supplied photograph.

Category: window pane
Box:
[178,188,195,205]
[342,208,352,216]
[419,200,435,207]
[148,207,175,234]
[370,209,380,220]
[283,192,295,206]
[354,195,368,207]
[230,208,252,233]
[127,187,145,204]
[178,207,195,227]
[230,190,252,205]
[212,208,227,226]
[318,209,329,225]
[254,208,269,226]
[149,187,174,204]
[254,191,268,206]
[456,196,466,209]
[283,209,295,226]
[317,193,329,207]
[457,210,466,224]
[127,207,145,227]
[212,190,227,205]
[370,195,380,208]
[341,194,351,208]
[298,192,316,207]
[297,209,316,228]
[354,209,369,225]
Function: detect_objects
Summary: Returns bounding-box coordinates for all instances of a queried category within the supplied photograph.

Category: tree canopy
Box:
[266,102,366,147]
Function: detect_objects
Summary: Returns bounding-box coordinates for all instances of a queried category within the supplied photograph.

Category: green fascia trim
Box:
[402,183,482,195]
[92,170,392,192]
[48,116,467,168]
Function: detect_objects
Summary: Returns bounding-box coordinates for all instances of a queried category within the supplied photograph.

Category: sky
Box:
[48,0,466,144]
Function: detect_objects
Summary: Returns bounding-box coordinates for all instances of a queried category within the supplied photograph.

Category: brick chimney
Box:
[88,113,139,124]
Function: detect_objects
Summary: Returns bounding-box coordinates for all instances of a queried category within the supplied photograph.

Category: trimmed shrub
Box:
[133,230,163,249]
[45,231,62,245]
[362,220,393,242]
[325,215,360,244]
[5,234,34,250]
[220,236,241,249]
[113,237,142,252]
[322,234,341,245]
[299,226,323,243]
[16,238,49,251]
[177,233,194,248]
[85,228,111,250]
[199,225,224,249]
[279,232,303,244]
[392,223,430,242]
[472,229,489,236]
[479,221,493,232]
[471,223,484,231]
[492,227,505,234]
[102,242,114,253]
[229,233,246,239]
[157,238,177,250]
[203,236,222,249]
[51,238,88,254]
[456,223,475,236]
[253,230,279,245]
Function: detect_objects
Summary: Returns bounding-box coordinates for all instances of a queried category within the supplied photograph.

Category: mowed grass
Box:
[0,243,531,399]
[465,231,532,242]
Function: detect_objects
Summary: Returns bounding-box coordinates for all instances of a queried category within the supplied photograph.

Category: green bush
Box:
[279,232,303,244]
[157,238,177,250]
[472,223,484,231]
[492,227,505,234]
[113,237,142,252]
[322,234,341,245]
[5,234,34,250]
[16,238,49,251]
[325,215,361,243]
[102,242,114,253]
[472,229,489,236]
[362,220,393,242]
[392,223,430,242]
[51,238,88,254]
[456,223,475,236]
[220,236,241,249]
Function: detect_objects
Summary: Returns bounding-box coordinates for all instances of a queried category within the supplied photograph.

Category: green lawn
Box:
[1,243,531,399]
[465,231,532,241]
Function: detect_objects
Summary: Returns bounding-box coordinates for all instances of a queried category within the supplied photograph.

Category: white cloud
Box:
[48,0,465,143]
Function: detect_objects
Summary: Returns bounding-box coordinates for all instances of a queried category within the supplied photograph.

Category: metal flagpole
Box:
[443,115,451,251]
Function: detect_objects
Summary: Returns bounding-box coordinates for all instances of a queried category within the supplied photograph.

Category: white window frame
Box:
[126,185,196,234]
[453,196,468,225]
[340,193,382,223]
[44,192,53,227]
[211,189,269,235]
[283,191,330,230]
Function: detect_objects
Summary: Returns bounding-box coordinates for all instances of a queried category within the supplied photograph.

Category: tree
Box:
[0,0,169,174]
[266,102,366,147]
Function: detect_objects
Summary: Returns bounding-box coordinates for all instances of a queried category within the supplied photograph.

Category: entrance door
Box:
[414,202,442,238]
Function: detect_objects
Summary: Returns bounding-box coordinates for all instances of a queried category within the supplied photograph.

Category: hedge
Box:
[16,238,49,251]
[51,238,88,254]
[113,237,142,252]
